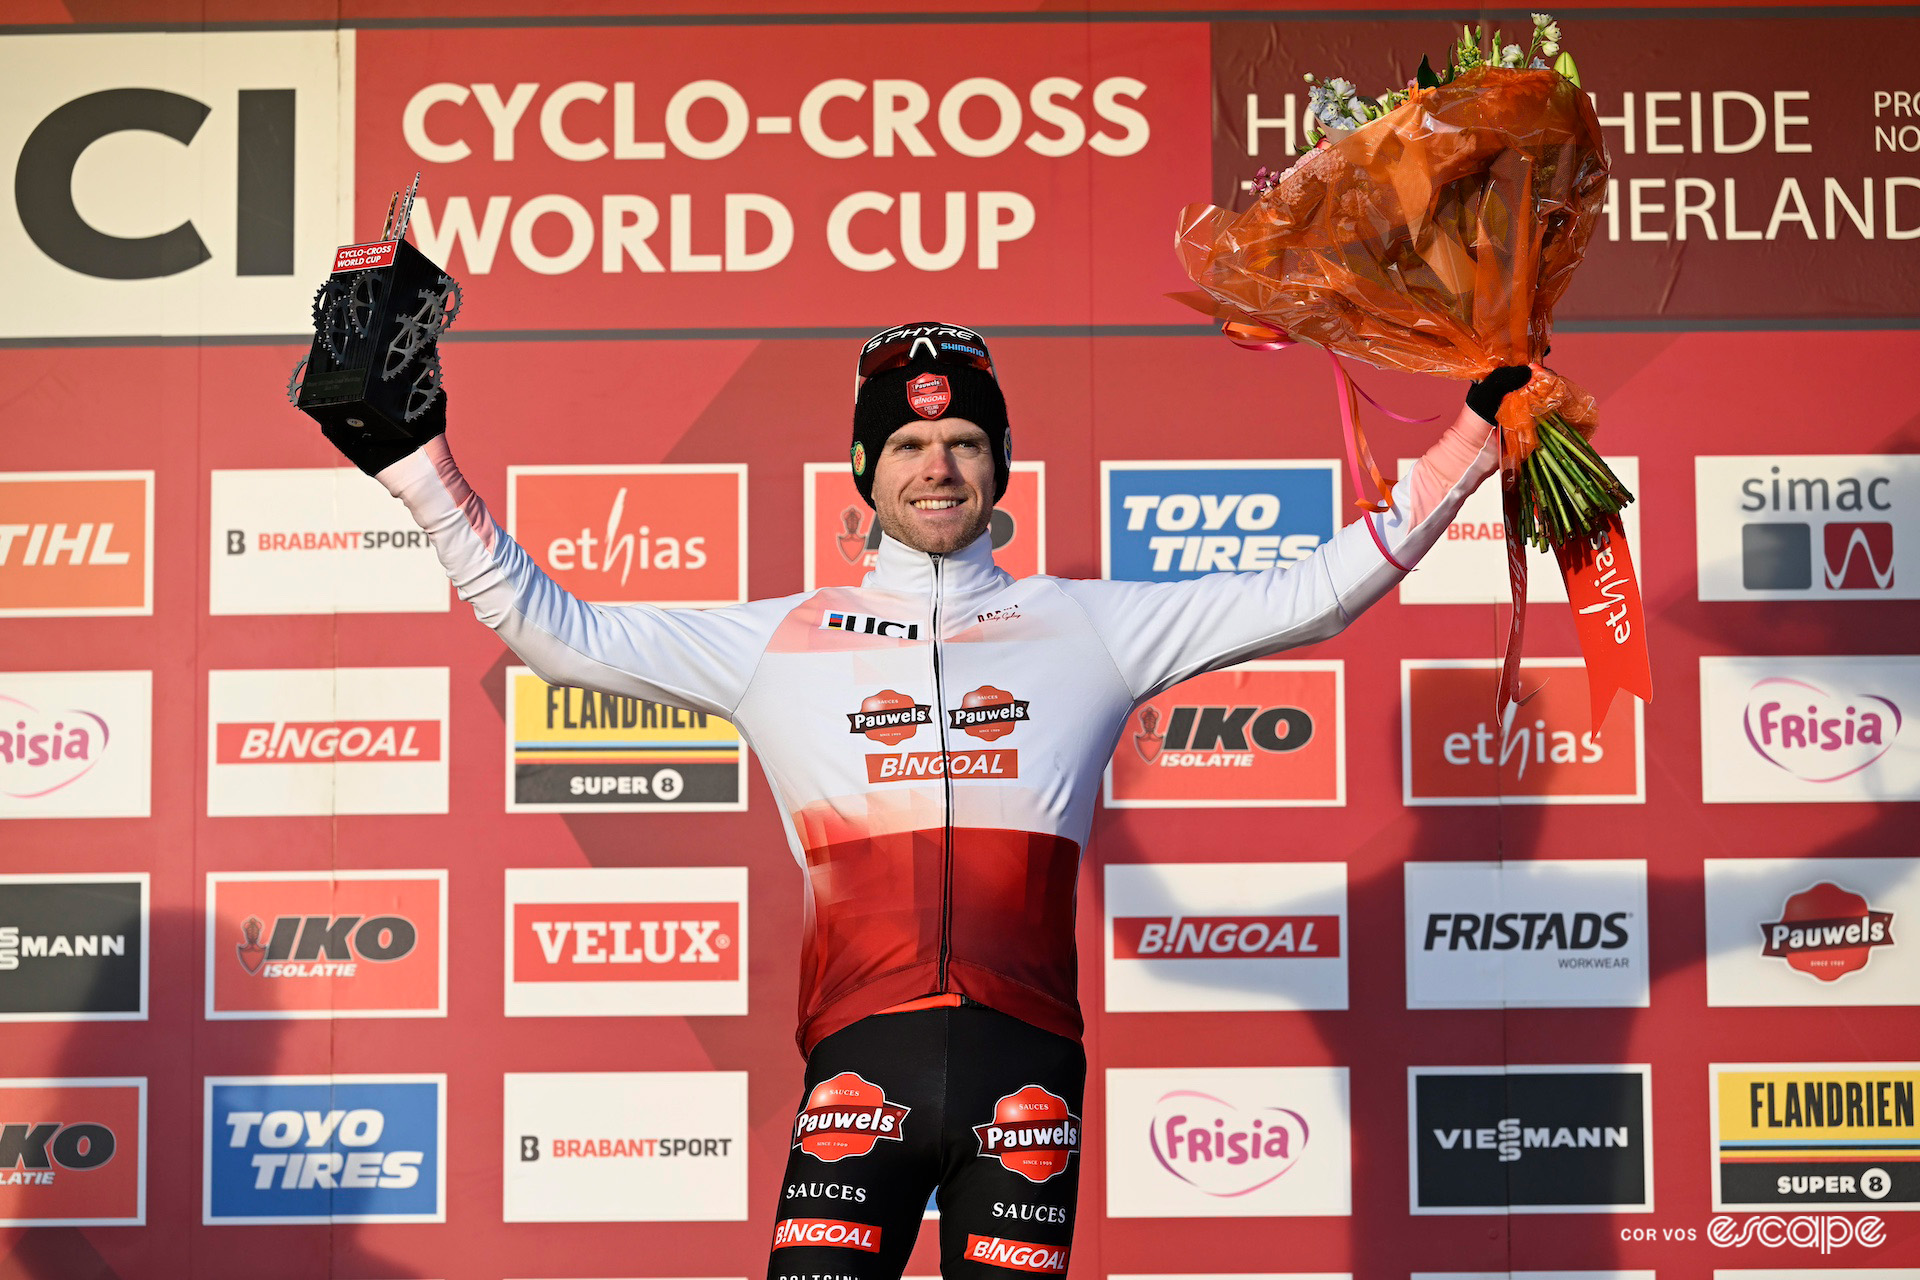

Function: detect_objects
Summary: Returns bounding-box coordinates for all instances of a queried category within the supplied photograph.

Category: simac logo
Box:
[1696,455,1916,600]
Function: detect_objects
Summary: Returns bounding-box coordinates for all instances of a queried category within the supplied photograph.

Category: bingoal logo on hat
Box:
[906,372,951,418]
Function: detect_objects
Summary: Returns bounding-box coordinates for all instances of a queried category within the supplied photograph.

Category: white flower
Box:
[1541,40,1559,56]
[1531,11,1552,26]
[1544,22,1562,42]
[1501,43,1523,66]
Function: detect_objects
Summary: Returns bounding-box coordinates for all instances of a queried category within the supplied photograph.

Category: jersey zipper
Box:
[928,553,956,990]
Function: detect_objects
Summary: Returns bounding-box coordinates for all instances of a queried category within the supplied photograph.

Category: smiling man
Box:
[320,319,1526,1280]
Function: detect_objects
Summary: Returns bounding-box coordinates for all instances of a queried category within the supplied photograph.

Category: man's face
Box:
[870,418,996,556]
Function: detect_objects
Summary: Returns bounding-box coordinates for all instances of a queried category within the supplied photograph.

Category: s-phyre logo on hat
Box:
[906,372,951,419]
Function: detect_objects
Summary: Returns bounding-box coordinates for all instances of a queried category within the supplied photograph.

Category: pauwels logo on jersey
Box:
[1712,1063,1920,1211]
[1106,660,1344,808]
[508,465,746,607]
[859,686,1025,783]
[206,872,446,1019]
[0,472,151,617]
[0,1077,145,1226]
[506,668,747,813]
[1101,461,1336,581]
[793,1072,910,1162]
[847,690,932,746]
[973,1085,1079,1183]
[950,685,1029,741]
[804,460,1045,591]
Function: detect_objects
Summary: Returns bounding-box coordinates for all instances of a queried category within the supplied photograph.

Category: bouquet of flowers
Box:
[1173,16,1649,725]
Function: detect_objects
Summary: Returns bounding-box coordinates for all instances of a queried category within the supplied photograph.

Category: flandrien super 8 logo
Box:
[1101,461,1336,581]
[203,1076,444,1224]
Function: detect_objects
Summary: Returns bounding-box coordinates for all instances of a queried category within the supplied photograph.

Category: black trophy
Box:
[287,175,460,439]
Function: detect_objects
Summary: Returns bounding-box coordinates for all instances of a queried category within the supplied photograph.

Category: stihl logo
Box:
[770,1217,882,1251]
[0,525,130,567]
[514,902,738,982]
[847,690,932,746]
[1114,915,1339,958]
[235,914,417,977]
[793,1073,909,1161]
[0,473,151,616]
[215,720,441,763]
[964,1235,1068,1274]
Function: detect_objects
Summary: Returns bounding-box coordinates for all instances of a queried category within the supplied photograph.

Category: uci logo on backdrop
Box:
[0,32,347,338]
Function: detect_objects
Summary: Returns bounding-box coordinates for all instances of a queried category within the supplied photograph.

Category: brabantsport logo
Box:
[973,1085,1079,1183]
[793,1072,910,1162]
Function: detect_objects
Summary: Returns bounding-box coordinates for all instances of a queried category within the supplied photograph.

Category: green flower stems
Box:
[1510,413,1635,552]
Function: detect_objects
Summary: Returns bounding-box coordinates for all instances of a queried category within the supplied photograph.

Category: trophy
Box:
[287,175,461,439]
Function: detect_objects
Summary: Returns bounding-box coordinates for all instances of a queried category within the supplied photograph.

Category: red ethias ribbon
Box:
[1554,514,1654,733]
[1496,477,1532,722]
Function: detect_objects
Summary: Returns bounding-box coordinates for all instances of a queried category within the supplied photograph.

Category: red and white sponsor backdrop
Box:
[1,4,1917,1279]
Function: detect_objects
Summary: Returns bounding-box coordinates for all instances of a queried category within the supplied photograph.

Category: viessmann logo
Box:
[0,473,151,617]
[0,1078,146,1226]
[793,1072,910,1162]
[508,465,746,607]
[0,875,147,1021]
[804,463,1044,589]
[1697,455,1916,599]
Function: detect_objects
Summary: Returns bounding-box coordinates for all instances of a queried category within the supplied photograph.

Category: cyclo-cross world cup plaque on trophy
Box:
[288,175,461,438]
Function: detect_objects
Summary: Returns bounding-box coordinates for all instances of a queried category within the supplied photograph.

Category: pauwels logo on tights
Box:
[793,1072,909,1162]
[973,1085,1079,1183]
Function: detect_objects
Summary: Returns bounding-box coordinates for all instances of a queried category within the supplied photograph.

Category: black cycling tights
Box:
[769,1002,1085,1280]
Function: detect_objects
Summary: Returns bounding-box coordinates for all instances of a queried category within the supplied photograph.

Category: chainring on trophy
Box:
[286,356,309,405]
[420,275,462,333]
[382,314,432,380]
[380,276,463,381]
[319,272,381,363]
[402,350,443,422]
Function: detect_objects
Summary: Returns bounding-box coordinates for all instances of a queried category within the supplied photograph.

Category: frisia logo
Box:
[0,698,109,798]
[846,690,932,746]
[972,1085,1079,1183]
[963,1235,1069,1274]
[1115,915,1338,958]
[1148,1090,1309,1197]
[950,686,1029,742]
[770,1217,882,1252]
[1743,678,1901,782]
[1761,883,1895,981]
[793,1072,910,1162]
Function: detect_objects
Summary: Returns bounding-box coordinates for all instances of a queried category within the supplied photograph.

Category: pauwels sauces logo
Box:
[847,690,932,746]
[208,469,447,615]
[203,1076,444,1224]
[0,875,147,1021]
[1104,862,1347,1012]
[1105,1066,1351,1217]
[1701,656,1919,804]
[1706,858,1920,1007]
[794,1072,910,1162]
[508,465,745,606]
[0,1078,144,1227]
[0,670,151,820]
[506,668,747,812]
[860,686,1024,784]
[1712,1063,1920,1211]
[973,1085,1079,1183]
[803,462,1046,589]
[1410,1065,1652,1214]
[206,872,446,1020]
[1101,461,1336,581]
[0,473,151,616]
[504,1071,749,1222]
[1697,455,1917,599]
[1404,860,1650,1009]
[1402,659,1645,805]
[0,32,347,338]
[1106,660,1343,807]
[950,685,1029,741]
[505,866,748,1018]
[206,667,448,816]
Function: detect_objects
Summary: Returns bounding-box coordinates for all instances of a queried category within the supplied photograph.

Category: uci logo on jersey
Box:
[1100,462,1339,582]
[821,611,920,640]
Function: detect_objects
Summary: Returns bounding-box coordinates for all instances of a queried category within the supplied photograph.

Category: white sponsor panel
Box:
[1697,454,1918,600]
[1716,1272,1911,1279]
[1700,656,1920,804]
[0,32,351,339]
[209,469,448,614]
[1103,862,1347,1012]
[0,670,150,819]
[1705,858,1920,1007]
[206,667,448,816]
[1404,861,1650,1009]
[1105,1066,1350,1218]
[503,867,748,1017]
[1397,457,1641,604]
[503,1071,748,1222]
[1413,1274,1656,1279]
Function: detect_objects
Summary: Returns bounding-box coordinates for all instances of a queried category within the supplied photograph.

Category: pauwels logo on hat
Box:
[906,372,951,418]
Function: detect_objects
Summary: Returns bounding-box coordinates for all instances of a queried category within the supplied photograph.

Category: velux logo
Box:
[1697,456,1917,600]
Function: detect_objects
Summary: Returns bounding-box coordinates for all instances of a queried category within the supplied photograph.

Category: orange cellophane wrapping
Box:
[1175,65,1610,466]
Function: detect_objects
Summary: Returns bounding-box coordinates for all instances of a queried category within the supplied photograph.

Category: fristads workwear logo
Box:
[203,1075,444,1224]
[0,875,147,1021]
[507,465,746,607]
[0,473,152,617]
[0,670,151,820]
[1712,1063,1920,1212]
[1404,860,1649,1010]
[0,1078,146,1227]
[1409,1065,1653,1214]
[0,32,349,338]
[504,1071,748,1222]
[504,866,747,1018]
[205,872,446,1020]
[1700,655,1919,804]
[1104,861,1346,1013]
[804,462,1044,589]
[1696,455,1915,599]
[1100,461,1336,581]
[505,668,748,812]
[1705,857,1919,1007]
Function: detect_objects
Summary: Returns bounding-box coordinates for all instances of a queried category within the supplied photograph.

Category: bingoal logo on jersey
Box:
[973,1085,1079,1183]
[793,1072,910,1162]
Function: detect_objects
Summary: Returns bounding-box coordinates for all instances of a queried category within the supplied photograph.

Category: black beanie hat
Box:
[851,322,1011,508]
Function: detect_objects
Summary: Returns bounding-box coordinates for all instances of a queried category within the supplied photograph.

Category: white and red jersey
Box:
[379,418,1497,1053]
